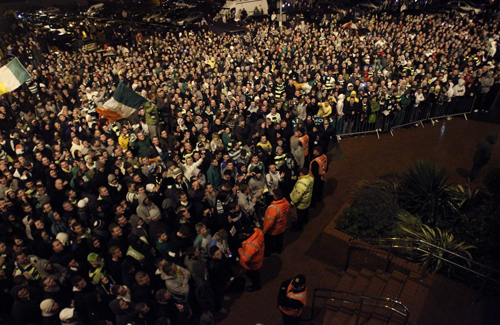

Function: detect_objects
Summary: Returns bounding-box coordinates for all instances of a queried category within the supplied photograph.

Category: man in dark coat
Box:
[470,133,497,182]
[11,285,42,325]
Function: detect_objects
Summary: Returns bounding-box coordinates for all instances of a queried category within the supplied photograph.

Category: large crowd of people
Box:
[0,3,499,325]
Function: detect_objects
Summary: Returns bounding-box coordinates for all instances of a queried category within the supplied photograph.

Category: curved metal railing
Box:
[345,237,500,301]
[310,288,410,324]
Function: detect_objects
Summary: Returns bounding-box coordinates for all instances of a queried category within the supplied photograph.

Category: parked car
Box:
[157,8,187,23]
[85,3,104,17]
[172,11,203,26]
[41,7,61,16]
[143,8,168,22]
[446,1,481,14]
[173,0,197,9]
[358,0,380,10]
[82,38,98,52]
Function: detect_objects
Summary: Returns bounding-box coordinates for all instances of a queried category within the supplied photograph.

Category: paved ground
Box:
[216,116,500,325]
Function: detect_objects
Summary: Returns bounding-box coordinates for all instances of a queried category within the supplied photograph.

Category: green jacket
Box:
[145,102,159,125]
[290,174,314,210]
[132,138,151,157]
[369,100,380,124]
[401,92,412,106]
[207,165,222,188]
[222,132,232,149]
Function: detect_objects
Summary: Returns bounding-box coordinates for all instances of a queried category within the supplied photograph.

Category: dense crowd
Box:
[0,4,499,325]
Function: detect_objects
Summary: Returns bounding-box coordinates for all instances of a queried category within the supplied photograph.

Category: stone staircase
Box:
[311,266,489,325]
[304,199,496,325]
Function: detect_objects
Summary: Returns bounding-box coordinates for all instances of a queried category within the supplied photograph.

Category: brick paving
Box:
[217,119,500,325]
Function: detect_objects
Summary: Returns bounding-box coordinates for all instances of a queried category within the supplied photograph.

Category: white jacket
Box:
[179,158,203,180]
[414,92,425,106]
[337,94,345,117]
[452,79,466,97]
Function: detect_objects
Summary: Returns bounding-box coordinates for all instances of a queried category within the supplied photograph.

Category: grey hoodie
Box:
[480,71,494,93]
[290,137,305,168]
[136,194,160,224]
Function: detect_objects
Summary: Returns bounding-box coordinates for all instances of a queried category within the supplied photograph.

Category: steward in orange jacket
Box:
[278,274,308,324]
[309,146,328,208]
[239,226,265,291]
[263,189,290,256]
[296,127,310,160]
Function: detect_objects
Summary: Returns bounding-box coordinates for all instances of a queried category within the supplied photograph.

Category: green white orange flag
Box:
[96,81,148,122]
[0,58,31,96]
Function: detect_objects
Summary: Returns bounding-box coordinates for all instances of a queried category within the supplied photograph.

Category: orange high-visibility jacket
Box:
[263,198,290,236]
[298,135,309,157]
[309,154,327,179]
[279,280,308,317]
[238,228,265,270]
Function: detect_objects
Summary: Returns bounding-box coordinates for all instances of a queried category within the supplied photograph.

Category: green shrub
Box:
[337,186,400,238]
[484,168,500,201]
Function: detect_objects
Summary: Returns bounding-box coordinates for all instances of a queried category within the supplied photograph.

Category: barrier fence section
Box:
[334,95,475,139]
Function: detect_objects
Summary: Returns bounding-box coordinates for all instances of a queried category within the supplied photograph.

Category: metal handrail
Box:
[345,237,500,301]
[310,288,410,324]
[348,237,500,281]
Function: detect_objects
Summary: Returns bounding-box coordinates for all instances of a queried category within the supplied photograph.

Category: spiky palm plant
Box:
[400,223,475,276]
[399,160,460,226]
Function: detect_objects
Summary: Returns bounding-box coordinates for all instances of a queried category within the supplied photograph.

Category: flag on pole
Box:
[96,81,148,122]
[0,58,31,96]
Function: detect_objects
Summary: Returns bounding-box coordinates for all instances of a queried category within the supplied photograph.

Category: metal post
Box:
[279,0,282,27]
[355,297,363,325]
[383,243,393,275]
[473,271,492,305]
[344,243,352,272]
[419,249,434,282]
[310,292,316,324]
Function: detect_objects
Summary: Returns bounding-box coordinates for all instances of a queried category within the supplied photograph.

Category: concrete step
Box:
[330,268,374,325]
[352,270,389,324]
[313,268,359,324]
[367,270,408,325]
[398,273,433,325]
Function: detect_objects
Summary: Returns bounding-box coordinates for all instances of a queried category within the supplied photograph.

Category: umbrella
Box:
[342,22,359,29]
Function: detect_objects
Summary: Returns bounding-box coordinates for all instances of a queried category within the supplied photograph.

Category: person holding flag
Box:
[96,81,149,123]
[0,58,31,96]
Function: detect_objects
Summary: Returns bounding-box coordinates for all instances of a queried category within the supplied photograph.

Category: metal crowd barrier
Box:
[334,113,381,140]
[428,95,476,122]
[333,96,475,140]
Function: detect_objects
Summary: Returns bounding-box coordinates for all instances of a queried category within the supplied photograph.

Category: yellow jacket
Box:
[318,102,332,117]
[290,175,314,210]
[118,134,130,151]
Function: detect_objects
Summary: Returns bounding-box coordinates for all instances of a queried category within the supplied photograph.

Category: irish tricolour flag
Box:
[0,58,31,96]
[96,81,148,122]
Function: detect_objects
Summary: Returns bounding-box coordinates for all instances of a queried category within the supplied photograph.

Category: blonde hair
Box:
[195,222,206,234]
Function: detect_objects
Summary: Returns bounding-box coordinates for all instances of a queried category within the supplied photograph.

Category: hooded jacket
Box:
[129,214,149,241]
[109,299,136,325]
[290,137,305,168]
[35,259,66,281]
[136,193,161,224]
[336,94,346,116]
[480,71,494,93]
[162,265,191,300]
[452,79,466,97]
